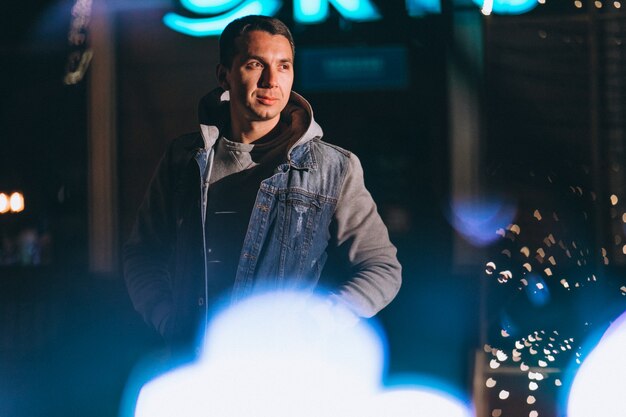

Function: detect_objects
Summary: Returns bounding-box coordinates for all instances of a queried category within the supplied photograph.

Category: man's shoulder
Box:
[308,138,352,159]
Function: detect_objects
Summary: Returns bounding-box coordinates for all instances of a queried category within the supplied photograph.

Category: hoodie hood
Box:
[197,87,324,156]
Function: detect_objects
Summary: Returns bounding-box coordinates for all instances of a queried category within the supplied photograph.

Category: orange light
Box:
[9,192,25,213]
[0,193,8,213]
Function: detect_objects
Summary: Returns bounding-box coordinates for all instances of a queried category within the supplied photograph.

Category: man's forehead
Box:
[234,31,293,59]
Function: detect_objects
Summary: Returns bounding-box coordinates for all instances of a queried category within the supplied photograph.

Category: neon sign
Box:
[405,0,441,16]
[164,0,282,37]
[293,0,381,24]
[473,0,538,15]
[164,0,539,37]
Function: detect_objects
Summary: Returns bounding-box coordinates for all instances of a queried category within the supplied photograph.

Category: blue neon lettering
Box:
[406,0,441,17]
[165,0,538,37]
[294,0,327,23]
[294,0,381,23]
[473,0,538,14]
[179,0,241,15]
[163,0,282,37]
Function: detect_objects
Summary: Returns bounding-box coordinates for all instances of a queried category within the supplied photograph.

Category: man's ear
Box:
[216,64,230,90]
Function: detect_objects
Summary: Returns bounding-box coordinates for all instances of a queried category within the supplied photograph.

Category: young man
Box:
[123,15,401,348]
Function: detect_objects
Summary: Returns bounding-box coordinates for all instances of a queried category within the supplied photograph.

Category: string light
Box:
[0,191,25,214]
[0,193,8,214]
[9,192,25,213]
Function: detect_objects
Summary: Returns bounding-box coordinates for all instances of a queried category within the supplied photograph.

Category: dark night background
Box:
[1,1,626,416]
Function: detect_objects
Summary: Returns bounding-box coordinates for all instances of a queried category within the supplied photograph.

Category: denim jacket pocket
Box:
[278,189,323,251]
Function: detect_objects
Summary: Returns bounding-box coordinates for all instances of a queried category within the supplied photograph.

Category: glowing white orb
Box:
[567,308,626,417]
[132,291,475,417]
[361,388,474,417]
[9,192,24,213]
[134,291,385,417]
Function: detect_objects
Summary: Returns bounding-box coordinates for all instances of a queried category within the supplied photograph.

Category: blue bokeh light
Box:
[447,197,517,247]
[499,312,521,338]
[524,273,551,307]
[179,0,242,15]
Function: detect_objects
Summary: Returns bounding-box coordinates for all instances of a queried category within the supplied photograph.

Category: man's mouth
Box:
[257,95,278,105]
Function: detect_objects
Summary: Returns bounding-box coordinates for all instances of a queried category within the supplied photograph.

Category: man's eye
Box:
[247,61,263,69]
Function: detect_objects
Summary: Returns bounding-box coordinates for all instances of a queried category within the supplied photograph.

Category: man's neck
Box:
[230,117,281,144]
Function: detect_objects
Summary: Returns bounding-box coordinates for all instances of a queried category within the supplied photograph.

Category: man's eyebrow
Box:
[245,54,293,64]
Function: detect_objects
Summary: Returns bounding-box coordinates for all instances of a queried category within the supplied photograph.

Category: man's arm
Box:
[329,153,402,317]
[123,145,177,338]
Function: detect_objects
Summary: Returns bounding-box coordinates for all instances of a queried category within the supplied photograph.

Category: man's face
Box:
[218,30,294,130]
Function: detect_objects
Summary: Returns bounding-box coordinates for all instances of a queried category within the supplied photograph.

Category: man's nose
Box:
[259,67,278,88]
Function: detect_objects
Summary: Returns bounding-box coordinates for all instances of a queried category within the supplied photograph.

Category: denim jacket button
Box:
[198,297,204,306]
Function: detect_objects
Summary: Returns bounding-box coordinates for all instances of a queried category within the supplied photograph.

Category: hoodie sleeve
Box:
[123,143,177,339]
[329,153,402,317]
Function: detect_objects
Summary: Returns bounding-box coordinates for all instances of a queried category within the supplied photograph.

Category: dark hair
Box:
[219,15,295,68]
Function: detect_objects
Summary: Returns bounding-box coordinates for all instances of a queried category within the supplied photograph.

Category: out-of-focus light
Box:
[360,387,474,417]
[574,0,583,7]
[163,0,281,37]
[0,192,25,214]
[406,0,441,16]
[294,0,382,23]
[524,274,550,306]
[129,291,475,417]
[0,193,9,213]
[616,1,622,8]
[481,0,494,14]
[500,313,520,338]
[595,0,603,7]
[9,192,25,213]
[567,308,626,417]
[180,0,240,15]
[473,0,538,14]
[64,0,93,85]
[132,291,385,417]
[448,197,516,247]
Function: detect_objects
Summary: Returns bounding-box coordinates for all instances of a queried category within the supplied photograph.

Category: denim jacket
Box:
[124,89,401,345]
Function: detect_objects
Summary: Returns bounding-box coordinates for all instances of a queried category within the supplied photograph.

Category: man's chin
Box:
[251,110,281,122]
